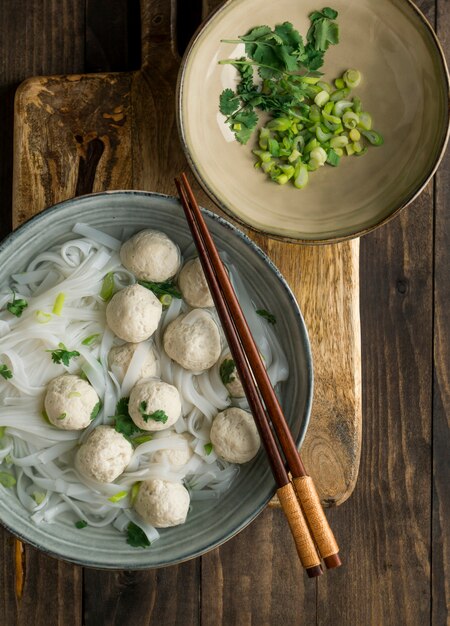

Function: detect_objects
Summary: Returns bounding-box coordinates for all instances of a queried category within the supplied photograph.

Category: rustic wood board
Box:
[12,0,361,506]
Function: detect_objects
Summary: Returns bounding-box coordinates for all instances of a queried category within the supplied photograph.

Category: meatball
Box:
[210,407,260,464]
[120,230,181,282]
[44,374,100,430]
[106,284,162,343]
[152,433,193,466]
[163,310,221,371]
[178,258,214,308]
[128,379,181,431]
[108,342,159,383]
[75,425,133,483]
[134,479,190,527]
[219,353,245,398]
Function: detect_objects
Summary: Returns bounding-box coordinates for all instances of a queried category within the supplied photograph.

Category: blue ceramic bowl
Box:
[0,191,312,568]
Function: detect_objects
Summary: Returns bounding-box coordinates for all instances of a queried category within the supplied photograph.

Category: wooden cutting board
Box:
[12,0,361,507]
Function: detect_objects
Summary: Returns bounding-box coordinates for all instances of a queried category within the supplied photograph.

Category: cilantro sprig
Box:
[220,358,236,385]
[138,280,182,299]
[0,364,13,380]
[139,402,168,425]
[219,9,339,143]
[126,521,151,548]
[256,309,277,325]
[112,398,153,444]
[6,291,28,317]
[47,343,80,367]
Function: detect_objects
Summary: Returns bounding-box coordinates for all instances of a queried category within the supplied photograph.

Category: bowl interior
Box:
[178,0,449,242]
[0,191,312,568]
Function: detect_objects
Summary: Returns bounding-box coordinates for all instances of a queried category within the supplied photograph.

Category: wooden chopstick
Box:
[175,177,323,577]
[176,173,341,571]
[176,174,340,567]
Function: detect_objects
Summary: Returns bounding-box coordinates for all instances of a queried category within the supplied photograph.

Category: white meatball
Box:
[134,479,190,527]
[128,379,181,431]
[178,258,214,308]
[152,433,193,466]
[120,230,181,282]
[44,374,100,430]
[219,353,245,398]
[75,425,133,483]
[106,284,162,343]
[163,309,221,371]
[210,407,260,464]
[108,342,159,383]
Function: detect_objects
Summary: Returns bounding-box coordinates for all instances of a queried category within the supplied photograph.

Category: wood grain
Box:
[433,4,450,623]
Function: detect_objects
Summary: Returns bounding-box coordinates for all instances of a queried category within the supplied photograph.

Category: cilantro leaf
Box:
[0,364,13,380]
[138,280,182,299]
[220,358,236,385]
[139,402,168,424]
[6,292,28,317]
[75,520,88,529]
[90,401,101,421]
[256,308,277,325]
[126,522,151,548]
[219,88,240,115]
[112,397,154,442]
[47,343,80,367]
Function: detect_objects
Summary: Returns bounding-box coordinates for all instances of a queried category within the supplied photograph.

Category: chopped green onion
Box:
[349,128,361,142]
[82,333,100,346]
[334,77,345,89]
[159,294,172,309]
[267,117,291,131]
[35,310,51,324]
[0,427,5,438]
[326,149,341,167]
[357,112,372,131]
[52,292,66,316]
[108,490,128,503]
[317,81,332,93]
[310,147,327,166]
[132,434,153,445]
[343,69,361,88]
[330,135,349,149]
[130,482,141,504]
[352,141,363,153]
[333,100,354,117]
[314,90,330,107]
[316,126,333,143]
[342,111,359,129]
[293,164,308,189]
[353,97,362,113]
[361,129,384,146]
[345,143,355,156]
[100,272,115,301]
[330,87,350,102]
[204,443,213,456]
[32,491,46,505]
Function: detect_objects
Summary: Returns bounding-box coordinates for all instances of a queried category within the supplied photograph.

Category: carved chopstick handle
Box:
[277,482,323,577]
[293,476,341,568]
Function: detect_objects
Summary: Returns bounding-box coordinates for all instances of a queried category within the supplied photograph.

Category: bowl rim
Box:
[176,0,450,245]
[0,189,313,569]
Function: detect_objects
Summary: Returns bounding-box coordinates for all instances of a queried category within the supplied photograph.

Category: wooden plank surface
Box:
[12,0,361,508]
[0,0,448,625]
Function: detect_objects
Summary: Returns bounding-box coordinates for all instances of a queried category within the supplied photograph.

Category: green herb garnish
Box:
[256,309,277,325]
[112,398,150,443]
[6,291,28,317]
[47,343,80,366]
[132,434,153,445]
[126,521,151,548]
[108,490,128,503]
[220,358,236,385]
[204,443,213,456]
[100,272,115,301]
[0,472,16,488]
[138,280,182,299]
[0,364,13,380]
[139,402,168,424]
[75,520,88,529]
[130,482,141,505]
[219,11,340,144]
[82,333,100,346]
[32,491,46,505]
[90,401,101,421]
[0,427,5,438]
[56,413,67,421]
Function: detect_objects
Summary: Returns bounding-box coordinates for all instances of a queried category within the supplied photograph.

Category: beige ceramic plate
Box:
[178,0,449,243]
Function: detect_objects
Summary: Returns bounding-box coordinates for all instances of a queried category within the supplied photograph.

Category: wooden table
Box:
[0,1,448,624]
